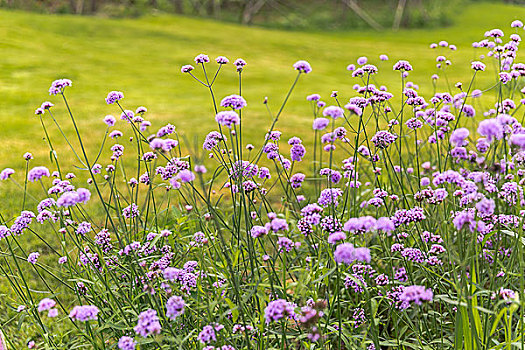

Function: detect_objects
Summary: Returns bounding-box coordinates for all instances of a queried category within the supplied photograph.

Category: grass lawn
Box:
[0,2,522,211]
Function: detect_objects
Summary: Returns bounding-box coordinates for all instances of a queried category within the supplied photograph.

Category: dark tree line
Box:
[1,0,483,29]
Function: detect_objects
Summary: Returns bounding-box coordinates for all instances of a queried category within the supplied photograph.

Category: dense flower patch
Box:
[1,20,525,350]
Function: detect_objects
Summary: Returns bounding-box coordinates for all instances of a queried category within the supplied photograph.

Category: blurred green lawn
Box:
[0,1,524,204]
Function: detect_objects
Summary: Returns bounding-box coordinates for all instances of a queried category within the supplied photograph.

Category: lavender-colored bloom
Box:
[278,236,295,252]
[178,169,195,183]
[69,305,99,322]
[49,78,72,95]
[0,168,14,180]
[510,133,525,149]
[307,93,321,101]
[293,60,312,74]
[290,144,306,162]
[38,298,56,312]
[134,309,161,337]
[28,166,50,182]
[216,56,229,64]
[105,91,124,104]
[220,95,247,110]
[77,188,91,204]
[181,64,194,73]
[250,225,268,238]
[371,131,397,149]
[380,54,389,61]
[399,285,433,307]
[393,60,413,71]
[41,101,54,109]
[323,106,344,119]
[313,118,330,130]
[471,61,486,71]
[289,173,306,188]
[166,296,185,320]
[194,54,210,64]
[103,115,116,126]
[234,58,247,71]
[122,203,140,219]
[318,188,343,207]
[328,231,346,244]
[215,111,240,128]
[118,336,137,350]
[264,299,295,323]
[198,325,217,344]
[269,218,289,232]
[511,20,523,28]
[477,118,503,142]
[357,56,367,65]
[76,221,92,235]
[56,191,79,207]
[450,127,469,146]
[376,217,395,232]
[27,252,39,264]
[334,243,371,264]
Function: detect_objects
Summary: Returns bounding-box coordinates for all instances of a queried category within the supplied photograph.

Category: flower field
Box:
[1,5,525,350]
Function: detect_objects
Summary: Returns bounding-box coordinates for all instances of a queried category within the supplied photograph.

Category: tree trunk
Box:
[341,0,384,31]
[392,0,407,31]
[173,0,184,13]
[90,0,99,14]
[241,0,266,25]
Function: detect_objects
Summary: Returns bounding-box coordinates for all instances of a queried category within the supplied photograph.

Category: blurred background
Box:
[2,0,523,30]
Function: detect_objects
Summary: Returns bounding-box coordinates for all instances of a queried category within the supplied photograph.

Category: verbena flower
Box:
[134,309,161,337]
[69,305,99,322]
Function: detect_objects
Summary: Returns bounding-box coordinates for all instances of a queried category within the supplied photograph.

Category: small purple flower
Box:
[118,336,137,350]
[69,305,99,322]
[293,60,312,74]
[264,299,295,323]
[178,169,195,183]
[166,296,185,320]
[399,285,433,307]
[357,56,368,65]
[134,309,161,337]
[198,325,217,344]
[450,127,469,146]
[0,168,14,180]
[471,61,486,71]
[122,203,140,219]
[393,60,412,71]
[334,243,371,264]
[323,106,344,119]
[216,56,229,64]
[371,131,397,149]
[477,118,503,142]
[49,78,72,95]
[28,166,50,182]
[215,111,240,128]
[313,118,330,130]
[194,54,210,64]
[27,252,40,264]
[234,58,247,71]
[103,115,116,126]
[181,64,194,73]
[38,298,56,312]
[105,91,124,104]
[220,94,247,110]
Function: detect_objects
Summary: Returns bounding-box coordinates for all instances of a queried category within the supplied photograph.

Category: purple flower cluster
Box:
[264,299,295,323]
[134,309,161,337]
[69,305,100,321]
